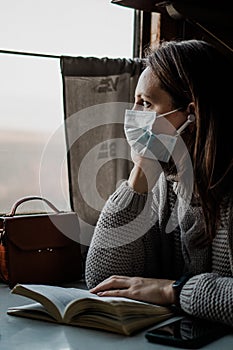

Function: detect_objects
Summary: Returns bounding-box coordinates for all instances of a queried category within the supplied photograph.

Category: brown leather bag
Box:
[0,196,82,288]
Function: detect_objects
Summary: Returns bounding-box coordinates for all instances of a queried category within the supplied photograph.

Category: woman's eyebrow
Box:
[135,93,152,99]
[141,94,152,99]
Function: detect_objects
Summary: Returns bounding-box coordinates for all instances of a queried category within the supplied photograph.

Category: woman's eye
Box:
[142,101,151,108]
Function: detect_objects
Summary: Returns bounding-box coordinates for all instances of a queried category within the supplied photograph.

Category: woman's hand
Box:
[128,150,162,193]
[89,275,176,305]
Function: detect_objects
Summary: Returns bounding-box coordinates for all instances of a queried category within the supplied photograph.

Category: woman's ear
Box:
[187,102,196,115]
[187,102,196,133]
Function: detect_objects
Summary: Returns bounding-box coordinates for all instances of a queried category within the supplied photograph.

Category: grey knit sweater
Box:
[85,173,233,327]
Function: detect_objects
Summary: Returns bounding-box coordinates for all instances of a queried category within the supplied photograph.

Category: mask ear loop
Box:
[176,114,195,135]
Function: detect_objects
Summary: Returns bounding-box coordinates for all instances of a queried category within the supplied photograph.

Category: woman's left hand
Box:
[89,275,176,305]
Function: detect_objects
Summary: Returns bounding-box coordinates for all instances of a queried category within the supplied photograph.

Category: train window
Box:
[0,0,133,213]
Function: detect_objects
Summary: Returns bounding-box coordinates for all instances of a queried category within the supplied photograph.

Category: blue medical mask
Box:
[124,108,195,163]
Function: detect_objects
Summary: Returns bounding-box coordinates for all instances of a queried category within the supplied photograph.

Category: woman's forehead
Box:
[136,67,157,89]
[135,67,160,97]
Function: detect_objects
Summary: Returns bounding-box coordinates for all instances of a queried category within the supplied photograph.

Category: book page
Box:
[11,284,95,320]
[11,284,173,322]
[7,302,58,322]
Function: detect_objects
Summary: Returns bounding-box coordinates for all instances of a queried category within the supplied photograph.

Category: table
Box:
[1,283,233,350]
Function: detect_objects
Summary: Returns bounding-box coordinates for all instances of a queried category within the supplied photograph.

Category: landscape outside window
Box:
[0,0,133,213]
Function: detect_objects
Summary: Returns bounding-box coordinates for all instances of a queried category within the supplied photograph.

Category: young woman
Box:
[85,39,233,327]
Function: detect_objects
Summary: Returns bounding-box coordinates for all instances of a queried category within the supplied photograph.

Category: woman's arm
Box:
[85,181,157,289]
[180,273,233,327]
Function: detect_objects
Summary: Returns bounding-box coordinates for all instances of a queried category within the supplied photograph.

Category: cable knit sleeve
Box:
[85,180,157,289]
[180,273,233,327]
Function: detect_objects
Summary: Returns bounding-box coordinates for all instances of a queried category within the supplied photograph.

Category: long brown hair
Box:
[146,39,233,240]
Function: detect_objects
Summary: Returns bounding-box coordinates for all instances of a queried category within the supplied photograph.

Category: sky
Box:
[0,0,134,132]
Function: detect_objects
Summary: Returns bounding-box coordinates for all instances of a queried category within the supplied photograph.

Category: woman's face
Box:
[133,67,188,134]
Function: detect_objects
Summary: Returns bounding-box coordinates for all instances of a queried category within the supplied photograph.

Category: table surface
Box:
[1,282,233,350]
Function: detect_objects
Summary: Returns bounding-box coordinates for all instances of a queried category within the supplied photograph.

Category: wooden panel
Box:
[111,0,233,58]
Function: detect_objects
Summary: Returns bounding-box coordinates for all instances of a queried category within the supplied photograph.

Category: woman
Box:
[85,40,233,327]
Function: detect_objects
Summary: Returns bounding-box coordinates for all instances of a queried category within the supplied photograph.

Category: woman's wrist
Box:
[128,165,149,194]
[162,280,176,305]
[128,156,162,193]
[172,273,193,306]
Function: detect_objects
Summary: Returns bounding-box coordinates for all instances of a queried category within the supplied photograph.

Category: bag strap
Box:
[7,196,60,217]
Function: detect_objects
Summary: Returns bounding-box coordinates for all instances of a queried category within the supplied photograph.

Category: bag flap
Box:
[3,212,80,251]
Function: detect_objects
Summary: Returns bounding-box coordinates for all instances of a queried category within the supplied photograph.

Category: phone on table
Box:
[145,316,231,349]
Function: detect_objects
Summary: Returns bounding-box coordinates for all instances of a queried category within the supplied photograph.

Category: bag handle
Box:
[7,196,61,216]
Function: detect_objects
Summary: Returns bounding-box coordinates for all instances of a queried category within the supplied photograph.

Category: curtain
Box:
[61,56,143,250]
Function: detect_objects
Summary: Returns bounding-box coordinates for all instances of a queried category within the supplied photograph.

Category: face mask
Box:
[124,109,195,163]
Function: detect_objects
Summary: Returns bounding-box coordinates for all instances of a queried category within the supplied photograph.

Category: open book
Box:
[7,284,174,336]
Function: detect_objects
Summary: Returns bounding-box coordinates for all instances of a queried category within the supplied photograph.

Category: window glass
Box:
[0,0,133,213]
